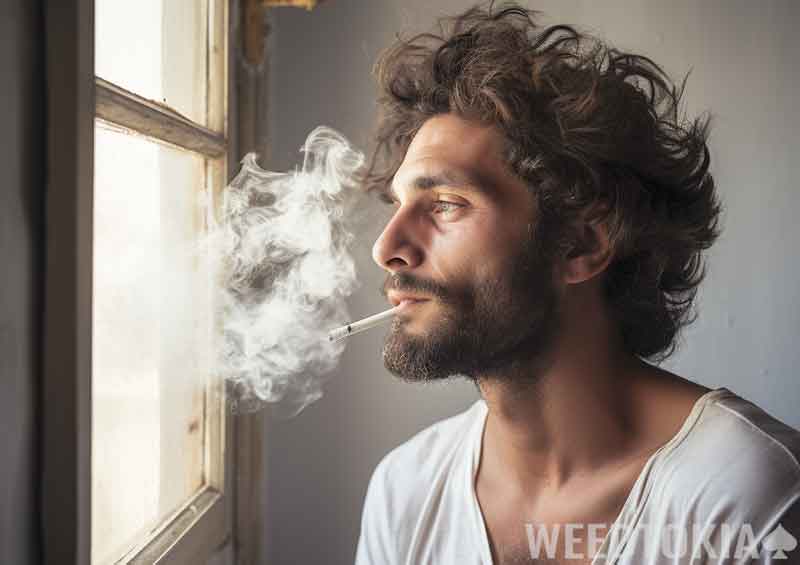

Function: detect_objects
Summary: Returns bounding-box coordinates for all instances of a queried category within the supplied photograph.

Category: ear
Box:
[559,216,613,285]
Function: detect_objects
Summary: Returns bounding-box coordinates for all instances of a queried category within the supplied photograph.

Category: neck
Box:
[475,287,653,495]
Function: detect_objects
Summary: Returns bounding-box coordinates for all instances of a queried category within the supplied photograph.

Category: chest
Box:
[482,517,608,565]
[475,475,637,565]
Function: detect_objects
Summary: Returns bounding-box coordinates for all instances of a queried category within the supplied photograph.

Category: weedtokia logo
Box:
[763,524,797,559]
[523,521,797,560]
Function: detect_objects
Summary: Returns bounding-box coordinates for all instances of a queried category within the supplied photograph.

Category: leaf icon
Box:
[763,523,797,559]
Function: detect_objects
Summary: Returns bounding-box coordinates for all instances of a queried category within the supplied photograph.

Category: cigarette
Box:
[328,305,401,342]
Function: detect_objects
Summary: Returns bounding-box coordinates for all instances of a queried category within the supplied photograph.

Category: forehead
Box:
[392,114,512,194]
[407,114,506,162]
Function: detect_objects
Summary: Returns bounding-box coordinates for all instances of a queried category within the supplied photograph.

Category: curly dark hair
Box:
[362,2,722,362]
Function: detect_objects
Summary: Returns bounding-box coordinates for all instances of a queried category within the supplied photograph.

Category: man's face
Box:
[372,113,561,382]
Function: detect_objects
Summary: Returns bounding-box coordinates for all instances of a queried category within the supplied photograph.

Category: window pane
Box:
[92,123,213,564]
[95,0,208,125]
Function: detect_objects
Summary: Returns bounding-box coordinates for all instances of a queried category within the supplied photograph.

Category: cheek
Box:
[427,216,512,284]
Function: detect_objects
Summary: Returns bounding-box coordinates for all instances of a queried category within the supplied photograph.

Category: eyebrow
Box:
[384,169,485,202]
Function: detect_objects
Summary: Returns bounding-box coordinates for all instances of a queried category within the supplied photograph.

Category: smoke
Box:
[208,127,367,418]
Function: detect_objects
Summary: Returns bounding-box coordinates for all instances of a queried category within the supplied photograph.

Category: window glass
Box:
[95,0,208,125]
[92,123,212,564]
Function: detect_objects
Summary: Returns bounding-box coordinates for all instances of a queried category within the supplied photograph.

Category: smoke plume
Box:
[209,127,366,418]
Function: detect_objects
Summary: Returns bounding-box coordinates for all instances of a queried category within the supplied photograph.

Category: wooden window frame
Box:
[41,1,265,563]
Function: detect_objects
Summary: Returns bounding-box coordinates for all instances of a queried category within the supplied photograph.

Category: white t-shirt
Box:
[355,387,800,564]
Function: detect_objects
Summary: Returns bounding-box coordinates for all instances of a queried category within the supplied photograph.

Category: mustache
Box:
[381,273,452,302]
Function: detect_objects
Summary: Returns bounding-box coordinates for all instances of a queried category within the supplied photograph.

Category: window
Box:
[92,1,228,562]
[42,1,250,563]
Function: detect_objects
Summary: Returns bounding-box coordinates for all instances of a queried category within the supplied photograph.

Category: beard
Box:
[381,232,560,383]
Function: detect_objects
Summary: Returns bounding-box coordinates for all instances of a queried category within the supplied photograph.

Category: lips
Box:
[387,292,429,308]
[396,299,427,311]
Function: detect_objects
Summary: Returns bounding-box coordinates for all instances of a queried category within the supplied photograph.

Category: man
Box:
[355,4,800,564]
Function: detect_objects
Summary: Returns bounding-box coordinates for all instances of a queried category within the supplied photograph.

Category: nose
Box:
[372,206,423,272]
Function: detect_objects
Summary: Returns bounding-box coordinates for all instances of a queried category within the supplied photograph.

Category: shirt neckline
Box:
[466,386,732,564]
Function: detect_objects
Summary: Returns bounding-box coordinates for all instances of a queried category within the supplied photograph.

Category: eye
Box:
[431,200,465,217]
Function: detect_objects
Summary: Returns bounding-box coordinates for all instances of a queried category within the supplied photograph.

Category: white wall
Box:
[266,2,800,564]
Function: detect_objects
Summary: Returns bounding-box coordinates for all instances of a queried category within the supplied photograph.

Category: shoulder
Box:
[658,388,800,525]
[694,388,800,493]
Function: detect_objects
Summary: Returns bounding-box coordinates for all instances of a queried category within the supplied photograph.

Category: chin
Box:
[393,309,436,336]
[394,319,428,338]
